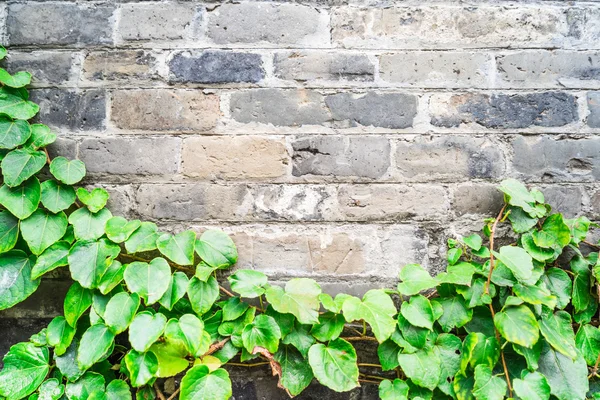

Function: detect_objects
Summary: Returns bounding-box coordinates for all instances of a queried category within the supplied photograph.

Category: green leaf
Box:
[124,350,158,387]
[0,91,39,120]
[65,372,105,400]
[1,148,46,187]
[187,275,220,316]
[149,341,188,378]
[541,268,571,309]
[513,283,557,309]
[498,179,537,213]
[453,373,475,400]
[571,256,592,313]
[539,310,577,359]
[124,222,159,253]
[49,157,86,185]
[158,272,189,311]
[472,364,507,400]
[25,124,56,150]
[513,371,551,400]
[379,379,409,400]
[46,316,76,356]
[194,262,216,282]
[494,305,539,348]
[575,324,600,366]
[40,180,76,214]
[397,348,441,390]
[522,233,555,262]
[97,260,125,295]
[68,208,112,241]
[536,214,571,250]
[37,378,64,400]
[0,343,49,400]
[274,345,313,397]
[434,334,462,396]
[63,282,92,327]
[492,246,534,283]
[508,207,538,233]
[77,324,115,370]
[308,338,359,392]
[165,314,210,357]
[228,269,268,298]
[221,296,250,321]
[0,117,31,149]
[105,217,141,244]
[0,250,38,311]
[0,69,32,88]
[537,341,588,400]
[180,366,232,400]
[310,312,345,342]
[265,278,321,325]
[129,312,167,353]
[105,380,131,400]
[460,332,500,373]
[282,322,315,357]
[157,230,196,266]
[397,264,437,296]
[342,289,397,342]
[55,340,84,382]
[377,339,401,371]
[0,210,19,253]
[433,296,473,332]
[464,234,483,251]
[124,258,172,305]
[21,209,67,255]
[195,229,237,268]
[397,313,428,349]
[242,314,282,354]
[68,239,120,289]
[513,340,543,371]
[0,177,40,219]
[436,262,476,286]
[448,247,462,265]
[104,292,140,334]
[76,188,109,214]
[400,294,434,330]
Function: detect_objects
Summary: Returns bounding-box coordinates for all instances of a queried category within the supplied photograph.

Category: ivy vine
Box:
[0,47,599,400]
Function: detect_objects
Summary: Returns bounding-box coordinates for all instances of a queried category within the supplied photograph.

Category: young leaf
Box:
[76,188,109,213]
[397,264,437,296]
[308,339,359,392]
[460,332,500,373]
[158,272,189,311]
[124,258,171,305]
[513,371,551,400]
[157,230,196,266]
[195,229,238,268]
[0,250,39,311]
[25,124,56,150]
[124,221,159,253]
[20,209,68,255]
[148,341,189,378]
[379,379,409,400]
[104,292,140,335]
[40,180,76,213]
[310,312,345,342]
[68,208,112,241]
[464,234,483,251]
[129,312,167,353]
[63,282,92,327]
[342,289,397,342]
[180,366,232,400]
[265,278,321,325]
[0,177,40,219]
[106,380,132,400]
[37,378,64,400]
[49,157,86,185]
[98,260,125,295]
[187,275,220,316]
[77,324,115,370]
[228,269,268,298]
[165,314,210,357]
[105,216,141,244]
[242,314,282,354]
[1,148,46,187]
[0,343,49,399]
[124,350,158,387]
[64,372,105,400]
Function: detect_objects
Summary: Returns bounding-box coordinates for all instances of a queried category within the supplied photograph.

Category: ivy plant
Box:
[0,47,600,400]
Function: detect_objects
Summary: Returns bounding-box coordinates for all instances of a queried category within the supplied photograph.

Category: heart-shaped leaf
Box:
[98,260,125,295]
[77,324,115,370]
[473,364,507,400]
[0,69,32,88]
[49,157,86,185]
[180,366,232,400]
[64,372,105,399]
[165,314,211,357]
[0,210,19,254]
[68,239,121,289]
[24,124,56,150]
[242,314,282,354]
[539,311,577,359]
[129,312,167,352]
[104,292,140,335]
[41,180,76,213]
[492,246,534,283]
[187,275,220,316]
[308,339,359,392]
[20,209,68,255]
[0,342,49,399]
[106,380,131,400]
[513,371,551,400]
[63,282,93,327]
[0,177,40,219]
[46,316,76,357]
[378,379,409,400]
[148,341,189,378]
[31,240,70,279]
[0,90,39,119]
[124,258,171,305]
[0,250,38,311]
[105,216,141,243]
[397,264,437,296]
[37,378,64,400]
[76,187,109,213]
[398,348,441,390]
[274,345,314,397]
[494,305,539,348]
[68,208,112,241]
[0,117,31,149]
[157,230,196,266]
[158,271,189,311]
[343,289,397,342]
[124,350,158,387]
[195,229,237,268]
[228,269,268,298]
[400,294,434,330]
[1,148,46,187]
[265,278,321,325]
[124,221,159,253]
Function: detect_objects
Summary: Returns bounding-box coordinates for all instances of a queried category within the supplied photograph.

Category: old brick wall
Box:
[1,1,600,396]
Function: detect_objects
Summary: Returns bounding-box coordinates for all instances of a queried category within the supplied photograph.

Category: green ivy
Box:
[0,47,599,400]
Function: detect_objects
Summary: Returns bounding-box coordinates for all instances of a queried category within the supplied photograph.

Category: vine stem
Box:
[340,336,379,342]
[153,383,166,400]
[166,388,180,400]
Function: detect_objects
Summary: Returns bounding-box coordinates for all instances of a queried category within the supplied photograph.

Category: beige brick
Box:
[118,3,198,41]
[182,136,289,180]
[111,90,220,131]
[83,50,159,81]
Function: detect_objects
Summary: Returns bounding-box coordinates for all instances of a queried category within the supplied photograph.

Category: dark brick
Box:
[452,183,504,217]
[541,185,584,217]
[30,89,106,131]
[169,51,265,84]
[588,92,600,128]
[0,319,52,365]
[4,51,74,85]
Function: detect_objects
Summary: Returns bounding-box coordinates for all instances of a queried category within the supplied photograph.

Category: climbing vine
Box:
[0,47,599,400]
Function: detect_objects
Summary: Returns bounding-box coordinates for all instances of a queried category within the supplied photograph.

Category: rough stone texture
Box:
[540,185,584,217]
[589,92,600,127]
[118,3,199,42]
[30,89,106,131]
[274,51,374,82]
[83,50,160,82]
[5,51,74,85]
[451,183,505,217]
[111,90,220,131]
[169,50,265,84]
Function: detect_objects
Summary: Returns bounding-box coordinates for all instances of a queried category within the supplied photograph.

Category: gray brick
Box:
[5,51,74,85]
[7,3,114,46]
[274,51,374,82]
[395,136,505,181]
[47,138,77,161]
[590,189,600,219]
[230,89,330,127]
[539,185,584,217]
[169,51,264,84]
[248,185,335,221]
[89,184,136,219]
[512,136,600,182]
[30,89,106,131]
[79,137,180,176]
[451,183,505,217]
[430,92,578,129]
[325,92,417,129]
[207,3,330,47]
[292,136,391,179]
[379,51,492,88]
[83,50,159,82]
[118,3,199,41]
[588,92,600,127]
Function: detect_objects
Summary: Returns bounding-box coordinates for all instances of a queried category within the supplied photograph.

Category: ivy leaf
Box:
[464,234,483,251]
[180,366,232,400]
[124,258,171,305]
[68,208,112,242]
[124,350,158,387]
[149,341,189,378]
[76,188,109,213]
[513,340,543,371]
[310,312,345,342]
[498,179,537,214]
[40,180,76,213]
[265,278,321,325]
[158,272,189,311]
[1,148,46,187]
[513,283,557,309]
[377,339,401,371]
[124,222,159,253]
[274,345,314,397]
[436,262,476,286]
[434,334,462,396]
[187,275,220,316]
[571,256,592,313]
[0,117,31,149]
[98,260,125,295]
[165,314,210,357]
[0,89,39,119]
[0,250,38,311]
[49,157,86,185]
[129,311,167,353]
[157,230,196,266]
[448,247,462,265]
[63,282,92,327]
[397,313,428,349]
[397,348,441,390]
[379,379,409,400]
[454,373,475,400]
[0,210,19,253]
[0,342,49,399]
[522,233,555,262]
[0,177,40,219]
[492,246,534,283]
[21,209,67,255]
[537,341,588,400]
[308,338,359,392]
[24,124,56,150]
[535,214,571,250]
[473,364,507,400]
[541,268,571,310]
[494,305,539,348]
[433,296,473,332]
[105,217,141,244]
[54,340,84,382]
[105,380,132,400]
[400,294,434,331]
[264,306,293,337]
[0,69,32,88]
[37,378,64,400]
[228,269,268,298]
[46,316,76,357]
[64,372,105,400]
[539,311,577,360]
[222,296,250,322]
[195,262,216,282]
[195,229,238,268]
[460,332,500,373]
[242,314,282,354]
[30,240,69,279]
[342,289,397,342]
[513,371,551,400]
[68,239,120,289]
[397,264,437,296]
[77,324,115,370]
[575,324,600,366]
[104,292,140,335]
[509,207,538,233]
[282,321,315,357]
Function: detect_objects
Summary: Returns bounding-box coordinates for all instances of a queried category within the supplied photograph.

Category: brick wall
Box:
[2,1,600,381]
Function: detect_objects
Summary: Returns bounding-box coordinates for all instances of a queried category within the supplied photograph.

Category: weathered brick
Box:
[47,138,78,161]
[429,92,578,129]
[379,52,493,88]
[395,136,505,181]
[325,92,417,129]
[118,3,199,41]
[451,183,505,217]
[230,89,330,127]
[588,92,600,127]
[169,50,264,84]
[111,90,220,131]
[30,89,106,131]
[182,136,289,180]
[83,50,159,82]
[5,51,74,85]
[496,51,600,88]
[590,189,600,219]
[248,185,335,221]
[80,137,181,175]
[206,3,330,47]
[274,51,374,82]
[512,136,600,181]
[292,136,391,179]
[7,3,114,46]
[539,185,584,217]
